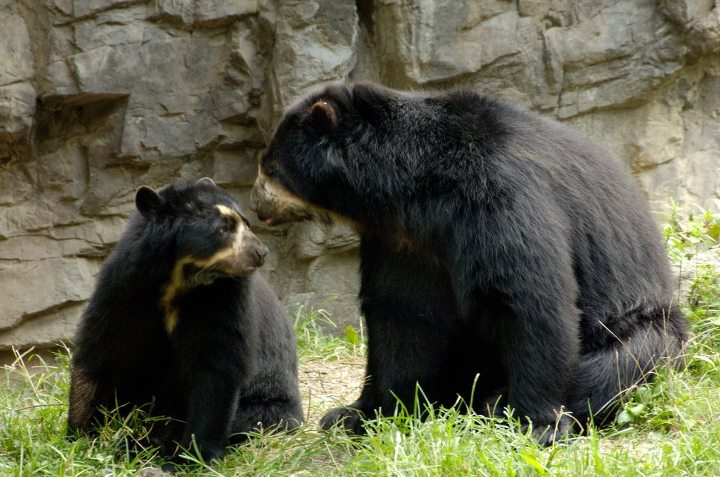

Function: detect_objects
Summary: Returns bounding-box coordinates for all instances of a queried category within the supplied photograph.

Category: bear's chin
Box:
[257,204,314,227]
[189,268,255,287]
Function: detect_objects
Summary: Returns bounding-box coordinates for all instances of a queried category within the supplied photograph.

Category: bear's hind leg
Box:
[569,306,687,426]
[230,398,304,441]
[67,366,104,432]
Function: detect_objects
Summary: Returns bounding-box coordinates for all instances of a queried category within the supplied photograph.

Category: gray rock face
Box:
[1,0,719,349]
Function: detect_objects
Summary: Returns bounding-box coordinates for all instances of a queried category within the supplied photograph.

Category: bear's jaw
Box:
[250,169,313,226]
[160,216,266,334]
[160,256,251,334]
[251,168,365,231]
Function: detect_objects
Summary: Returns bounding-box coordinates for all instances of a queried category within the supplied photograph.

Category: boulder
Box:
[0,0,719,351]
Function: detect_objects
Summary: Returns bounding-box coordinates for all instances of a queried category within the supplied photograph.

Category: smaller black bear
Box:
[68,178,303,462]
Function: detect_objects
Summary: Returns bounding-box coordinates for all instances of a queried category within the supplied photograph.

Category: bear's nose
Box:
[253,245,269,266]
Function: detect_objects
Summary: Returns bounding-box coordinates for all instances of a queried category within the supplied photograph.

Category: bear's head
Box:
[251,82,409,228]
[136,177,268,286]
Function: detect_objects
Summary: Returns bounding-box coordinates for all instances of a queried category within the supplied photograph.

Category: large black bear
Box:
[250,82,689,443]
[68,178,303,462]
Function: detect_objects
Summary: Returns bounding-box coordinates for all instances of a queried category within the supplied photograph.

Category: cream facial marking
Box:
[216,203,249,253]
[162,205,250,334]
[256,168,308,209]
[255,168,316,226]
[162,249,239,334]
[256,167,361,230]
[216,203,242,222]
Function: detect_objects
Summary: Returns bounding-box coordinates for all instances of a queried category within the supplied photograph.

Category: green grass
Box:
[293,306,365,361]
[1,208,719,476]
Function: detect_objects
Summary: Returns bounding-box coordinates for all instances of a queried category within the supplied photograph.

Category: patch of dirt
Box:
[298,356,366,427]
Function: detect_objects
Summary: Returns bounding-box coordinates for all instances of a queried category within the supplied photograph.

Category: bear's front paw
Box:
[524,414,573,446]
[149,419,184,457]
[319,406,367,434]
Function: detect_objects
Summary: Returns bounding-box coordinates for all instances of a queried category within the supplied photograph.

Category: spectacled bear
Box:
[68,178,303,462]
[250,82,689,444]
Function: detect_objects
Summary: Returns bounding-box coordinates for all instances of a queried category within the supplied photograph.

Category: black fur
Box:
[68,179,303,462]
[251,82,689,443]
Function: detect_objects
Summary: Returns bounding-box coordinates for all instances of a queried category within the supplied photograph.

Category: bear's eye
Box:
[218,217,237,235]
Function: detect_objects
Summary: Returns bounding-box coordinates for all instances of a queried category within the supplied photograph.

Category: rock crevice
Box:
[1,0,719,348]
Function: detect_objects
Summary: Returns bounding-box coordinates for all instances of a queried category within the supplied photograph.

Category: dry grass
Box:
[299,356,366,426]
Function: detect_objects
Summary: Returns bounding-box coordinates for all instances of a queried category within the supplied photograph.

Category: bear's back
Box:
[433,91,673,319]
[496,100,673,321]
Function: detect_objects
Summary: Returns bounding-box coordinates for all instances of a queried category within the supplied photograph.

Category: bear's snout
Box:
[250,180,278,224]
[250,243,269,267]
[251,173,312,225]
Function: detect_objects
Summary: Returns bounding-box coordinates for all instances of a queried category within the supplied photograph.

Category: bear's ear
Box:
[196,177,216,187]
[307,100,338,132]
[352,82,392,122]
[135,186,163,218]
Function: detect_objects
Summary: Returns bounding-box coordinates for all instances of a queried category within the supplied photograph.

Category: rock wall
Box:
[1,0,719,349]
